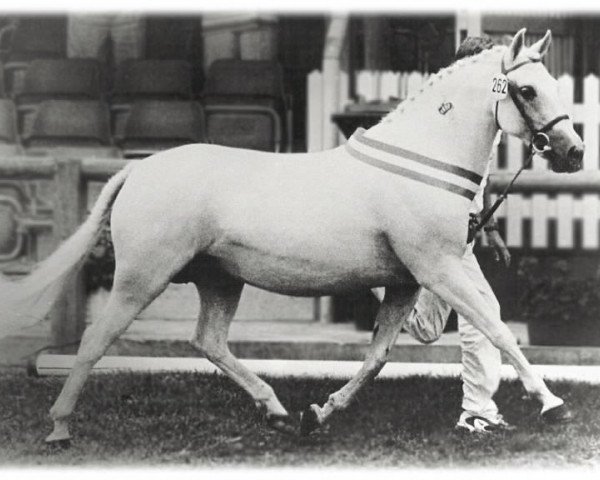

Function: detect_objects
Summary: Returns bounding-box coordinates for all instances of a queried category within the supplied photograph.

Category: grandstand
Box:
[0,15,294,157]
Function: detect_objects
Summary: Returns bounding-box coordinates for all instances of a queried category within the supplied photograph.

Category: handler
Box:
[374,35,514,433]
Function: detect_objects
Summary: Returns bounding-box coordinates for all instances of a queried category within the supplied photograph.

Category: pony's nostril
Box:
[568,146,584,164]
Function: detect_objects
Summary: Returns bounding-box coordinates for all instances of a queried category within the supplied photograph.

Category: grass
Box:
[1,370,600,467]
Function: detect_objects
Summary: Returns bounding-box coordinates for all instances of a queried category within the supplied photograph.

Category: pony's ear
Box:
[531,30,552,58]
[507,28,527,62]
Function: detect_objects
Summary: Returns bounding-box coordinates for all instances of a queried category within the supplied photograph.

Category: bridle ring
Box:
[532,132,551,153]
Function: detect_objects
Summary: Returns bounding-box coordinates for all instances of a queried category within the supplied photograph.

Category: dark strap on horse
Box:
[502,57,541,74]
[538,114,570,133]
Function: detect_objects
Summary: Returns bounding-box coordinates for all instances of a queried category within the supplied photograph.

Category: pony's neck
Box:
[366,47,504,177]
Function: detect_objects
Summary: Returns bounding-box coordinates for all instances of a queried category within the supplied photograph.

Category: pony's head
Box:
[495,29,584,172]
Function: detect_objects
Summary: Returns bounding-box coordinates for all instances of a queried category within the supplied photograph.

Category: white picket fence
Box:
[307,70,600,250]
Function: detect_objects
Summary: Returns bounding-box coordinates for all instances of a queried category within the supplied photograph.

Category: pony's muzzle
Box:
[567,145,584,171]
[547,123,584,173]
[549,142,584,173]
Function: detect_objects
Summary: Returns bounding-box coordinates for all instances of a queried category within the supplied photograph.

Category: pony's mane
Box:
[380,45,508,124]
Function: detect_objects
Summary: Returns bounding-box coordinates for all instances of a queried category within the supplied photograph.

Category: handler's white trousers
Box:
[376,245,502,419]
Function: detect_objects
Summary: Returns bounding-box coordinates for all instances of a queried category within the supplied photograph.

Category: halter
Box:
[469,55,571,243]
[494,57,570,155]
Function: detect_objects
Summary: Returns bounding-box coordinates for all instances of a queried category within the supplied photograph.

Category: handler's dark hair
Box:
[455,35,495,60]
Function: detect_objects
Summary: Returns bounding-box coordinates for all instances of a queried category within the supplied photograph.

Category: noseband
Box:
[494,57,570,153]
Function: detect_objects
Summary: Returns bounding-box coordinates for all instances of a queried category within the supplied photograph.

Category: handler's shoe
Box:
[455,411,515,433]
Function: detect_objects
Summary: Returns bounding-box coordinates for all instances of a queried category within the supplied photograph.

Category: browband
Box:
[501,57,541,74]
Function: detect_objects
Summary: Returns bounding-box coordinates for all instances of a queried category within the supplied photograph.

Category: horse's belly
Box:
[211,235,416,296]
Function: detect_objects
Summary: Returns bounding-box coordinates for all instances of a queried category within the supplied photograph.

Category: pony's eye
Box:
[519,86,536,101]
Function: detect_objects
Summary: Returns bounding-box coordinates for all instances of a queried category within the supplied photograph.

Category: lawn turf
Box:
[1,370,600,467]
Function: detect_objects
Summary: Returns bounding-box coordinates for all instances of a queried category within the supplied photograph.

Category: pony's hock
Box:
[0,29,585,444]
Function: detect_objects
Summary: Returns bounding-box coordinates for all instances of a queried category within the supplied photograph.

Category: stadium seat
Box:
[118,100,205,158]
[204,106,282,152]
[202,59,291,152]
[0,16,66,63]
[110,59,194,138]
[14,58,105,138]
[203,59,286,106]
[16,58,105,104]
[112,59,193,101]
[24,99,120,158]
[0,16,67,99]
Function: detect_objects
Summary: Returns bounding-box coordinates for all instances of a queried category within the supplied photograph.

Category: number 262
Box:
[492,78,507,94]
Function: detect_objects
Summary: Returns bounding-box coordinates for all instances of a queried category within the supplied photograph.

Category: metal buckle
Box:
[532,132,551,153]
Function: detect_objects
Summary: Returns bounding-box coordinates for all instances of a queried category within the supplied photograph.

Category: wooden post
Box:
[50,158,87,347]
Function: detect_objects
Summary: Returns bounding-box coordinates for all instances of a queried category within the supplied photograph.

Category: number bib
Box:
[491,74,508,100]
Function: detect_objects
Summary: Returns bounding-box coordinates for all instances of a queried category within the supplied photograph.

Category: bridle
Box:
[494,56,570,155]
[468,55,571,243]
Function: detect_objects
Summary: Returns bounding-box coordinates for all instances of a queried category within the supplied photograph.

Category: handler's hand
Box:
[487,230,511,267]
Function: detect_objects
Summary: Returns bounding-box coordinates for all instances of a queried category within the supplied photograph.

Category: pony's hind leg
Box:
[45,266,175,444]
[191,281,293,433]
[301,284,420,435]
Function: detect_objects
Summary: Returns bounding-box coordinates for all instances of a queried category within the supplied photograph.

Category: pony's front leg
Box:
[421,255,570,421]
[300,284,420,435]
[192,281,294,434]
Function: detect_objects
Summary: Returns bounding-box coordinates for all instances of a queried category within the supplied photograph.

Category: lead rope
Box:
[467,142,536,243]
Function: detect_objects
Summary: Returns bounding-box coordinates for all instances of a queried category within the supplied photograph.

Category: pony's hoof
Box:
[541,403,574,424]
[300,404,322,437]
[45,421,71,446]
[45,438,71,450]
[266,413,296,436]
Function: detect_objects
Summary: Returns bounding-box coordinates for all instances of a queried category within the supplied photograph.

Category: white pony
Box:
[0,29,584,443]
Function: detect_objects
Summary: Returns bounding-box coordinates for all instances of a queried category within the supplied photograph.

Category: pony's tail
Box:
[0,163,135,339]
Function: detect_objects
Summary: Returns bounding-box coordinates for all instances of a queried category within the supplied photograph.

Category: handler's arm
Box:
[483,182,511,267]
